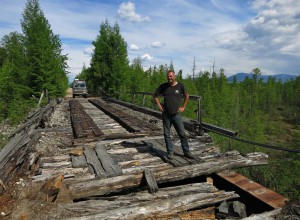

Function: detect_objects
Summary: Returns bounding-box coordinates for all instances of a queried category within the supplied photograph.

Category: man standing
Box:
[153,70,194,159]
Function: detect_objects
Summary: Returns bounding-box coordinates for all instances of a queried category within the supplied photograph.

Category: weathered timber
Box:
[62,174,96,185]
[83,146,107,179]
[143,169,158,193]
[62,183,239,219]
[60,151,268,201]
[69,99,104,139]
[71,155,87,168]
[118,157,163,168]
[216,170,288,209]
[91,135,163,147]
[41,161,72,169]
[148,138,205,164]
[29,152,39,170]
[9,99,57,138]
[62,183,220,215]
[141,139,169,163]
[72,121,87,138]
[242,208,282,219]
[40,155,71,163]
[113,152,160,163]
[73,133,150,145]
[95,143,122,177]
[122,163,172,174]
[89,98,160,134]
[0,131,32,168]
[0,100,57,183]
[32,167,90,182]
[144,139,192,167]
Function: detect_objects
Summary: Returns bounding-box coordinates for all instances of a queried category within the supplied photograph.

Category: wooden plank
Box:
[144,139,184,167]
[69,99,104,139]
[84,146,107,179]
[33,167,90,182]
[142,139,169,163]
[216,170,288,209]
[156,138,197,165]
[89,99,160,134]
[118,157,163,168]
[95,144,122,177]
[71,155,87,168]
[72,121,87,138]
[122,163,172,174]
[143,169,158,194]
[41,161,72,169]
[40,155,71,163]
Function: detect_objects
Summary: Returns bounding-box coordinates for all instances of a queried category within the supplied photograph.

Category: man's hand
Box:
[154,96,164,112]
[178,107,185,113]
[158,103,164,112]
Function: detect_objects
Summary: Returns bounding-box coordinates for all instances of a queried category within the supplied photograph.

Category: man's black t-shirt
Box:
[154,82,187,114]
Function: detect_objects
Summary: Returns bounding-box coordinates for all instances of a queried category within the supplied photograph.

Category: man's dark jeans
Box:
[162,111,190,153]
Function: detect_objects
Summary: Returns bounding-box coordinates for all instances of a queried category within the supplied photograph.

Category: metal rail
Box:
[126,91,237,137]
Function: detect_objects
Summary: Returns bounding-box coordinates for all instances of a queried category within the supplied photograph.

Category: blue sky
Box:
[1,0,299,82]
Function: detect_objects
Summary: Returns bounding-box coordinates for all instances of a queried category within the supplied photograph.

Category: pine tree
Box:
[89,20,129,97]
[1,32,29,86]
[0,32,33,123]
[21,0,68,97]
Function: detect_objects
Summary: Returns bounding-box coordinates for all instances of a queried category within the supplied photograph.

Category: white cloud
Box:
[129,44,139,50]
[117,2,150,22]
[84,46,94,55]
[141,54,154,61]
[151,41,163,48]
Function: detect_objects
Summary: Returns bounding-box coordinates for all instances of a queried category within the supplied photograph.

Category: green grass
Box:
[0,133,8,150]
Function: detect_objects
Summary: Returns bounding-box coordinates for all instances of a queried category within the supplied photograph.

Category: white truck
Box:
[72,79,88,98]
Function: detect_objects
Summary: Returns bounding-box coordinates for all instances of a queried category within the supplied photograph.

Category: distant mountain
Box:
[227,73,299,83]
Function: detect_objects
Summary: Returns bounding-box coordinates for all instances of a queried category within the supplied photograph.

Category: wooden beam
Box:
[95,143,122,177]
[84,146,107,179]
[61,183,239,219]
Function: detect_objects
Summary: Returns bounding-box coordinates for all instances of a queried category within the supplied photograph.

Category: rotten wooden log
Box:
[63,183,220,213]
[62,182,239,219]
[58,151,268,201]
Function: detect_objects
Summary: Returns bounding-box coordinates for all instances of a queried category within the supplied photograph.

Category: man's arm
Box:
[153,94,164,112]
[178,92,189,113]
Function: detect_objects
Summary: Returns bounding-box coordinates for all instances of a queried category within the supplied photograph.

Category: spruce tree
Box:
[21,0,68,97]
[89,20,129,97]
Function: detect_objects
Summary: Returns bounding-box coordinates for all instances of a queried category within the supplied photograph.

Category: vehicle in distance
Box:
[72,79,88,98]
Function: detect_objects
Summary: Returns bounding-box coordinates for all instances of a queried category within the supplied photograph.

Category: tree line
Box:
[0,0,68,124]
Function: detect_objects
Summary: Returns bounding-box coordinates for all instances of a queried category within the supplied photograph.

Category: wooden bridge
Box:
[0,93,288,219]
